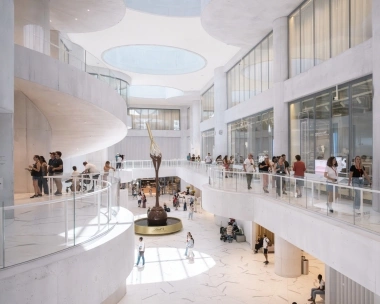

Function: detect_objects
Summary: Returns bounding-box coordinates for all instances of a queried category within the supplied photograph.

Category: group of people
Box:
[28,151,63,198]
[172,191,195,219]
[187,153,201,162]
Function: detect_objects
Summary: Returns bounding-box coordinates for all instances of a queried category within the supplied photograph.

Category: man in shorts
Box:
[263,234,270,265]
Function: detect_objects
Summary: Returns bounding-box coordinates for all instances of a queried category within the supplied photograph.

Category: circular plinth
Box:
[135,217,183,235]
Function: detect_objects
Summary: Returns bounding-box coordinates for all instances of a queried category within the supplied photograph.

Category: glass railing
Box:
[0,174,123,269]
[106,159,380,236]
[208,168,379,235]
[14,18,129,102]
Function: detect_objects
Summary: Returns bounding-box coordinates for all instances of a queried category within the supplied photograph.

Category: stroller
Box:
[219,226,233,243]
[65,175,89,193]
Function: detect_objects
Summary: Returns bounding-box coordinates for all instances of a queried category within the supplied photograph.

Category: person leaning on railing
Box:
[348,156,371,214]
[243,153,256,190]
[259,155,270,193]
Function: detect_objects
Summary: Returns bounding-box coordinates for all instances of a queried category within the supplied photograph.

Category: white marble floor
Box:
[119,194,325,304]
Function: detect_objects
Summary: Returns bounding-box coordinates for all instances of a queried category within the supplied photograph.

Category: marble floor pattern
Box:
[119,194,325,304]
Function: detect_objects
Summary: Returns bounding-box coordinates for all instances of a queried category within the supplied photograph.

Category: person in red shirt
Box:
[293,155,306,198]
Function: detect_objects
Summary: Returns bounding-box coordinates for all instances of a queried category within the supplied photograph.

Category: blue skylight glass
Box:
[125,0,201,17]
[129,85,184,99]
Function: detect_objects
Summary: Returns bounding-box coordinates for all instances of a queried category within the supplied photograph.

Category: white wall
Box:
[14,90,52,193]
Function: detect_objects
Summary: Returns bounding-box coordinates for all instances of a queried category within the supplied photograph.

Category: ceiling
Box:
[68,7,240,93]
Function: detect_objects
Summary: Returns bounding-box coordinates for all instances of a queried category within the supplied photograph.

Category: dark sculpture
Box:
[146,123,167,226]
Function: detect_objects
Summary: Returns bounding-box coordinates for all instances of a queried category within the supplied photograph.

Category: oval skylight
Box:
[124,0,202,17]
[129,85,184,99]
[102,45,206,75]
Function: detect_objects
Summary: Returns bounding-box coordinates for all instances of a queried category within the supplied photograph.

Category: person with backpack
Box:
[263,234,271,265]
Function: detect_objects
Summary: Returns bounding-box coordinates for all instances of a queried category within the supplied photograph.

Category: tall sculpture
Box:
[146,123,167,226]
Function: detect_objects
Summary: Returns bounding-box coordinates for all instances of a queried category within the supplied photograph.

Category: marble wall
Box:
[14,90,52,193]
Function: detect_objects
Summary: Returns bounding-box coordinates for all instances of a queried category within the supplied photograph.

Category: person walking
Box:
[188,202,194,220]
[308,274,325,303]
[348,156,371,214]
[324,156,339,213]
[293,155,306,198]
[137,192,142,207]
[263,234,271,265]
[142,193,147,208]
[187,235,195,260]
[29,155,42,198]
[116,154,122,169]
[243,153,255,190]
[184,232,192,257]
[259,155,271,193]
[135,237,145,267]
[51,151,63,196]
[223,155,229,178]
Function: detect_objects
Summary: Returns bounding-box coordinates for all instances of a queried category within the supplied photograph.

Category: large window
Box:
[227,33,273,108]
[289,0,372,77]
[228,109,274,164]
[201,86,214,121]
[128,108,180,130]
[289,76,373,175]
[201,129,215,159]
[187,107,191,130]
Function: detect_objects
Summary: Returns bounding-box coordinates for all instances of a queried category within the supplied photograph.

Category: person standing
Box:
[243,153,255,190]
[263,234,271,265]
[142,193,147,208]
[204,153,212,165]
[259,155,270,193]
[274,156,287,196]
[52,151,63,196]
[103,161,115,184]
[348,156,371,214]
[184,232,192,257]
[47,152,56,193]
[38,156,49,195]
[29,155,42,198]
[293,155,306,198]
[188,202,194,220]
[187,235,195,260]
[116,154,122,169]
[308,274,325,303]
[135,237,145,267]
[187,153,191,161]
[223,155,229,178]
[137,192,142,207]
[324,156,339,213]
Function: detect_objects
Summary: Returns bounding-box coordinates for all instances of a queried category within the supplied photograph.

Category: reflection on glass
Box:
[300,0,314,73]
[201,86,214,122]
[128,108,180,130]
[202,129,215,159]
[228,109,274,163]
[350,0,372,47]
[289,10,301,77]
[289,76,372,174]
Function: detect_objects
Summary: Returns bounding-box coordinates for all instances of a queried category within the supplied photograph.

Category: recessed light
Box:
[50,20,52,22]
[75,18,78,21]
[87,9,90,12]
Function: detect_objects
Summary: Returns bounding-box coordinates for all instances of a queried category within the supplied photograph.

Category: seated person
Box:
[226,223,233,241]
[254,236,263,253]
[308,274,325,303]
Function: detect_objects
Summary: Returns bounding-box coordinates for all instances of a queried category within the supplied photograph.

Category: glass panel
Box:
[315,92,331,165]
[350,0,372,47]
[227,68,233,108]
[331,0,349,57]
[249,48,256,97]
[202,129,215,159]
[140,109,149,129]
[149,109,157,130]
[164,110,172,130]
[255,46,262,95]
[290,102,302,165]
[172,110,180,130]
[300,0,314,73]
[331,86,349,174]
[351,79,373,175]
[300,98,315,173]
[242,55,250,100]
[132,109,141,129]
[261,37,269,92]
[268,34,274,89]
[156,109,165,130]
[233,65,240,106]
[314,0,330,65]
[289,10,301,77]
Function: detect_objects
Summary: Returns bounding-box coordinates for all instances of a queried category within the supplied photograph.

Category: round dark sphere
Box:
[147,206,168,226]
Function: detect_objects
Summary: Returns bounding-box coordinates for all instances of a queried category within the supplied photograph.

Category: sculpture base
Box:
[147,206,168,226]
[134,217,182,235]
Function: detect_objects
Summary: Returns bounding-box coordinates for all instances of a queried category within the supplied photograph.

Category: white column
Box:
[192,100,201,156]
[213,67,228,156]
[272,17,289,155]
[0,0,15,214]
[274,235,301,277]
[14,0,50,54]
[372,0,380,211]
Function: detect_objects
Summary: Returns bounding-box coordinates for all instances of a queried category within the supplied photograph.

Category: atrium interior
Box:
[0,0,380,303]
